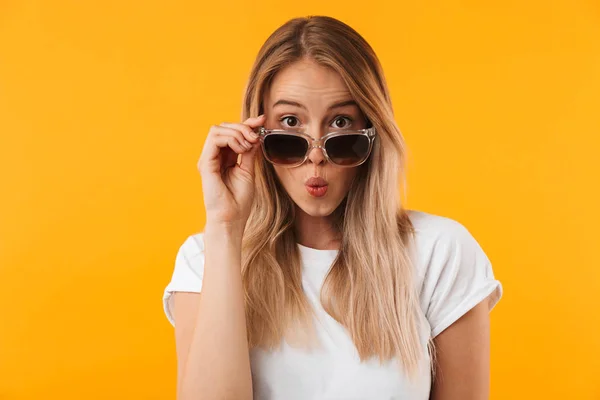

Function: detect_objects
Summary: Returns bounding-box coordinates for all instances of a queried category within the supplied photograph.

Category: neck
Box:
[293,206,341,250]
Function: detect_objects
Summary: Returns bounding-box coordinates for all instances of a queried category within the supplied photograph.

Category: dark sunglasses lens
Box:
[326,134,370,166]
[264,134,308,165]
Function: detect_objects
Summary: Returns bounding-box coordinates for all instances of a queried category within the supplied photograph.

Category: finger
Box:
[219,122,260,144]
[238,137,261,176]
[242,114,267,129]
[200,134,249,174]
[210,125,254,151]
[199,126,251,172]
[213,133,251,154]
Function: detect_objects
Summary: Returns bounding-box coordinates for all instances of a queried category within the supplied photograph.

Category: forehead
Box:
[266,59,351,104]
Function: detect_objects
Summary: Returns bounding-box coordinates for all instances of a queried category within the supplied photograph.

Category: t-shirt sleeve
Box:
[162,233,205,327]
[423,220,502,338]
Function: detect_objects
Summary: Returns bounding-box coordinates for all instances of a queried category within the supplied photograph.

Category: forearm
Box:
[179,223,252,400]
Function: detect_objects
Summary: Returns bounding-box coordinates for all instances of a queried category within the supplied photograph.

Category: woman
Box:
[163,15,502,400]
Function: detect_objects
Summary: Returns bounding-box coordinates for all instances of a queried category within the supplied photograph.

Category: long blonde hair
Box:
[239,15,428,378]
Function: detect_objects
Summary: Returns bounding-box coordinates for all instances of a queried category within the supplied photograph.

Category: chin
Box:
[299,205,335,217]
[295,196,341,217]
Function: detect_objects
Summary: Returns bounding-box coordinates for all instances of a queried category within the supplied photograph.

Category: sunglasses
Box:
[256,126,377,168]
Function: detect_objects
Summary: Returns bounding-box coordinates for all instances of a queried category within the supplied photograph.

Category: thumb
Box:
[239,141,260,176]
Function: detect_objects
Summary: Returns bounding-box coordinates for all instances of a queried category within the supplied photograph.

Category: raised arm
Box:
[171,115,265,400]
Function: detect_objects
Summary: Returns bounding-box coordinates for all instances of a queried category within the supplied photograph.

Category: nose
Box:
[307,143,326,165]
[306,125,327,165]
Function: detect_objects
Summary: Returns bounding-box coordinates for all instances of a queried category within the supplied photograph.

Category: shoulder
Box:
[406,209,502,336]
[407,209,474,245]
[406,209,486,268]
[178,232,205,257]
[163,232,206,326]
[405,209,495,295]
[170,232,206,281]
[165,232,206,289]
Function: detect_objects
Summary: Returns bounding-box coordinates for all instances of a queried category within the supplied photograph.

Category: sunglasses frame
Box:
[256,126,377,168]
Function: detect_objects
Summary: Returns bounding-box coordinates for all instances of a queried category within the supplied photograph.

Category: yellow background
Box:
[1,1,599,399]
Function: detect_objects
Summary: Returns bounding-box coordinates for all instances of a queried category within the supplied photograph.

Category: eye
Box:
[280,116,300,128]
[331,116,353,129]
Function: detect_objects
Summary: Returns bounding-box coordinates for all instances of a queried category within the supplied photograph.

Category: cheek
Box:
[336,168,359,190]
[273,166,299,191]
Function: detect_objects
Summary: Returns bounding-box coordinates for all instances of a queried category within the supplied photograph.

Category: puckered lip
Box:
[305,176,328,187]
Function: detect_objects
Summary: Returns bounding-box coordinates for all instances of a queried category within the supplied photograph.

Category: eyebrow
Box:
[272,99,358,111]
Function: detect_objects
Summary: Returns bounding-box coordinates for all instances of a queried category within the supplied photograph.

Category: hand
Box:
[197,114,266,226]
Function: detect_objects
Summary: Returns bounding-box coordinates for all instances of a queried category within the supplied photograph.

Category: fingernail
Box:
[250,130,259,139]
[244,140,252,148]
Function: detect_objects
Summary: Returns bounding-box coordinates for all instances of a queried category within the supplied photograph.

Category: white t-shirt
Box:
[163,210,503,399]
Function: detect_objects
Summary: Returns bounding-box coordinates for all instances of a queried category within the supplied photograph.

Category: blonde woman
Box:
[163,15,502,400]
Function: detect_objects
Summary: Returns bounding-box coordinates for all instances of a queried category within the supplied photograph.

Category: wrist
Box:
[204,220,245,239]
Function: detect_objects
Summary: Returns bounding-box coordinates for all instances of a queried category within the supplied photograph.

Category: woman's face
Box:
[263,58,368,218]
